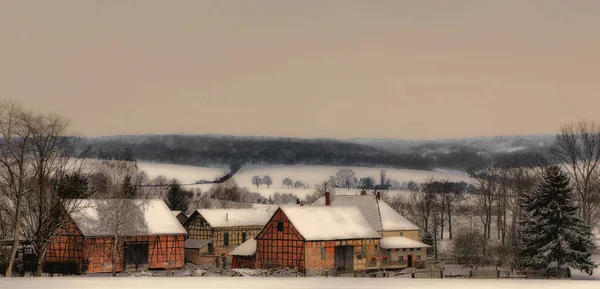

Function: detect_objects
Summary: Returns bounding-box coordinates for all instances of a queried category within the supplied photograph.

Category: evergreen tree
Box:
[165,180,191,212]
[121,175,138,199]
[519,165,597,275]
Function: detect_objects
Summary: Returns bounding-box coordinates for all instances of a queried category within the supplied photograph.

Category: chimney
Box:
[376,191,381,201]
[325,191,331,206]
[226,213,228,221]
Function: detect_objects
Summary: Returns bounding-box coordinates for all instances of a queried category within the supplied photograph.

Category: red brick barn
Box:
[255,206,381,276]
[44,199,187,274]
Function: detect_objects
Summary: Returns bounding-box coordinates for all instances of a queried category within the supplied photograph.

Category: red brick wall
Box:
[81,235,185,273]
[256,209,305,271]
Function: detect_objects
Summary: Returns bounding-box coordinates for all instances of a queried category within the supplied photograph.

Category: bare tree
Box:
[262,175,273,188]
[95,199,148,277]
[282,178,293,188]
[252,176,262,188]
[550,120,600,230]
[335,169,356,189]
[19,111,89,276]
[0,100,34,277]
[410,178,438,234]
[467,164,500,239]
[304,181,335,204]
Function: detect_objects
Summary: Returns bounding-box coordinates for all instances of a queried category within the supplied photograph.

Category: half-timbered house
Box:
[229,238,256,269]
[255,206,381,275]
[182,208,274,266]
[43,199,187,274]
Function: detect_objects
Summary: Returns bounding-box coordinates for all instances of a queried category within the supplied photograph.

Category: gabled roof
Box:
[185,239,212,249]
[279,206,381,241]
[69,199,188,237]
[172,210,182,216]
[196,208,274,228]
[229,238,256,256]
[310,194,419,232]
[380,236,431,249]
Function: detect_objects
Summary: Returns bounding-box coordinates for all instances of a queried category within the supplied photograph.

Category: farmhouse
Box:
[44,199,187,275]
[183,208,275,266]
[255,206,382,275]
[171,211,188,225]
[311,192,430,268]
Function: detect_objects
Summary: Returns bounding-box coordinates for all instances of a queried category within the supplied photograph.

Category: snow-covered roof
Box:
[311,194,420,232]
[69,199,188,237]
[378,201,420,231]
[172,210,181,216]
[197,208,274,228]
[185,239,212,249]
[280,206,381,241]
[229,238,256,256]
[380,236,431,249]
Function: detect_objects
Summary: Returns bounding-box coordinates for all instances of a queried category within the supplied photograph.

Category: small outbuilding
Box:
[229,238,257,269]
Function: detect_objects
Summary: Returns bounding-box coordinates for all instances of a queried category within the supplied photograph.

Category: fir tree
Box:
[165,180,191,212]
[519,165,597,275]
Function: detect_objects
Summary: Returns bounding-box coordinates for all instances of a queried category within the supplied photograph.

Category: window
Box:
[277,221,284,232]
[224,232,229,246]
[399,256,404,261]
[321,247,326,260]
[361,245,366,257]
[417,255,421,260]
[371,258,376,265]
[383,257,388,264]
[242,232,247,243]
[207,243,213,255]
[400,232,404,237]
[374,245,378,250]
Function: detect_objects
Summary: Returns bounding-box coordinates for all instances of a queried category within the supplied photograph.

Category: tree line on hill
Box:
[71,134,544,172]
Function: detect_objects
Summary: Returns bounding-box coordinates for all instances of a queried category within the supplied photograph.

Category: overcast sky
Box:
[1,0,599,140]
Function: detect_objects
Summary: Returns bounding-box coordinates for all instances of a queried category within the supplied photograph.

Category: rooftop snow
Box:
[172,210,182,216]
[185,239,212,249]
[377,201,420,231]
[70,199,188,237]
[229,238,257,256]
[197,208,274,228]
[280,206,381,241]
[380,236,431,249]
[311,195,383,231]
[311,194,420,232]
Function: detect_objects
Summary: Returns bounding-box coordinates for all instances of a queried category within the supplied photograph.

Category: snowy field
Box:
[0,277,598,289]
[133,162,473,199]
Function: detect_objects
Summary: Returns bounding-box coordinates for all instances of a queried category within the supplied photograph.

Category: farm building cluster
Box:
[5,191,430,276]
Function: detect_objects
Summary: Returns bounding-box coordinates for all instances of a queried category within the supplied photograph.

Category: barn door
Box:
[124,242,149,272]
[334,246,354,272]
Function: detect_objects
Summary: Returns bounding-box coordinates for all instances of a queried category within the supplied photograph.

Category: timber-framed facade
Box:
[43,199,187,275]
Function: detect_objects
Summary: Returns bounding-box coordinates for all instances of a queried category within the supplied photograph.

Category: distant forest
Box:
[73,134,556,172]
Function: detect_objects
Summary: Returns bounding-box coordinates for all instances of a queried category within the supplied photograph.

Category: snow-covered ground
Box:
[0,277,597,289]
[133,162,473,199]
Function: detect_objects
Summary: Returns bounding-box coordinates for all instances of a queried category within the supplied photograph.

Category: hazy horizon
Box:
[2,0,600,141]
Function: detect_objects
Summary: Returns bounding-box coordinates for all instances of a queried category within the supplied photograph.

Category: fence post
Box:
[497,269,500,279]
[469,269,473,279]
[325,270,328,278]
[440,269,444,279]
[354,270,357,277]
[411,268,415,278]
